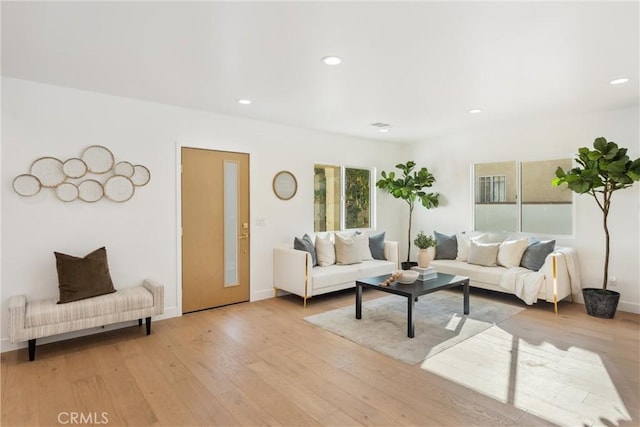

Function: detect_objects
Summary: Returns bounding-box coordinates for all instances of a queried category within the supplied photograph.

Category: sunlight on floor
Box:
[444,313,463,331]
[421,325,631,427]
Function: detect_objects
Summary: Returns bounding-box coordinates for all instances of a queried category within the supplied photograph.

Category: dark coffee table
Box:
[355,272,470,338]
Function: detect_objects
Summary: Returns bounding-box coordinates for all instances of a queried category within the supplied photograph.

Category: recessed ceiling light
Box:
[610,78,630,85]
[321,56,342,66]
[469,109,483,114]
[237,99,251,105]
[379,128,389,133]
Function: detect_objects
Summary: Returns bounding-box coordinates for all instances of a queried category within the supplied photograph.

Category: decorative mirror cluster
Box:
[12,145,151,203]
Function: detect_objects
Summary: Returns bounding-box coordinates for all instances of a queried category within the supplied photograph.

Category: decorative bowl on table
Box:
[397,270,419,284]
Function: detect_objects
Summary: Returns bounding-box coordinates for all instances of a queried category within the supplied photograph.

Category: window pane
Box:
[521,159,573,234]
[314,165,341,232]
[345,168,370,229]
[474,161,517,232]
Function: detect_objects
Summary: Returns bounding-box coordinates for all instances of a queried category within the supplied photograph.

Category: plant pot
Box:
[416,248,433,268]
[582,288,620,319]
[401,261,418,270]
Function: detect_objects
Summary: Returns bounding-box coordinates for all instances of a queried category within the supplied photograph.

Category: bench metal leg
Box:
[28,339,36,361]
[145,317,151,335]
[138,319,142,327]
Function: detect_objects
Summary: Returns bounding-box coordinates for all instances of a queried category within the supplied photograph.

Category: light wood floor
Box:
[2,288,638,426]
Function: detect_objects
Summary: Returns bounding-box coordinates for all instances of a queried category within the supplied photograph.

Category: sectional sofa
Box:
[429,231,581,310]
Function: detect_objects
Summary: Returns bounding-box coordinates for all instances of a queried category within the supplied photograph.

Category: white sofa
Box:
[8,280,164,361]
[431,247,581,309]
[274,241,399,307]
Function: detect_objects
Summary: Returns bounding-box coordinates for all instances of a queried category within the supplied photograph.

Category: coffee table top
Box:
[356,272,469,298]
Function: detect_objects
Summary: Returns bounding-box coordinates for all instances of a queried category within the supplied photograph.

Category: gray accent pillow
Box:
[467,240,501,267]
[294,234,317,266]
[369,232,386,260]
[520,239,555,271]
[434,231,458,260]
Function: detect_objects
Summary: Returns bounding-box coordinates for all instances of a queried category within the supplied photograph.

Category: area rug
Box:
[304,290,524,365]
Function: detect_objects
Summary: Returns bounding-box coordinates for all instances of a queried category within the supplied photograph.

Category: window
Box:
[477,175,506,203]
[474,161,517,232]
[473,159,573,235]
[314,164,372,232]
[521,159,573,234]
[314,165,340,232]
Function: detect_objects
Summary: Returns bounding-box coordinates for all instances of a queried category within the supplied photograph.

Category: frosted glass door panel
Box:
[224,161,238,286]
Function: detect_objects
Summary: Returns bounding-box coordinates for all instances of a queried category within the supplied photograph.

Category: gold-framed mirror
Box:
[273,170,297,200]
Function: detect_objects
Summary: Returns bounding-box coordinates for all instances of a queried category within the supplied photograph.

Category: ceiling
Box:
[2,1,638,144]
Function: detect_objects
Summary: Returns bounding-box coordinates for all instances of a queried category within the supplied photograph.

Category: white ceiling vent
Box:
[370,122,390,128]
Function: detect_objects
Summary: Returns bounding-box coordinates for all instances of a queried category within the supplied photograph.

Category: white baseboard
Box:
[617,300,640,314]
[252,288,277,302]
[571,293,639,314]
[1,306,181,353]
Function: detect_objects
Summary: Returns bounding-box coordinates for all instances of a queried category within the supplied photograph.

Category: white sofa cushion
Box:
[356,232,374,261]
[358,260,397,278]
[468,240,500,266]
[429,259,506,286]
[311,264,361,289]
[335,233,361,265]
[315,234,336,266]
[497,238,529,268]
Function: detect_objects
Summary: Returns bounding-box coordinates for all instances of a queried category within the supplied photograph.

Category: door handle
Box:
[238,233,249,239]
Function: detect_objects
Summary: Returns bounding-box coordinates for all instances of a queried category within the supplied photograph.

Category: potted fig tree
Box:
[376,161,439,269]
[553,137,640,318]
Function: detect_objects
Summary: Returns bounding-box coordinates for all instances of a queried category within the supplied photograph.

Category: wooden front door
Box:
[181,147,250,313]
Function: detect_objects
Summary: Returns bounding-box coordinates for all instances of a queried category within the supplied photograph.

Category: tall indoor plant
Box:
[553,137,640,318]
[376,161,439,269]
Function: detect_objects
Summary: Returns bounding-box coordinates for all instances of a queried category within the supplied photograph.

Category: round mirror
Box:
[30,157,66,188]
[78,179,104,202]
[13,174,41,197]
[56,182,79,202]
[273,171,297,200]
[104,175,135,202]
[82,145,114,174]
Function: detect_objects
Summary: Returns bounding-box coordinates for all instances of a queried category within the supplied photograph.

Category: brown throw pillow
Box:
[55,247,116,304]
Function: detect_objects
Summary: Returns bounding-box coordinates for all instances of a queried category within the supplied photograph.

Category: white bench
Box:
[8,280,164,361]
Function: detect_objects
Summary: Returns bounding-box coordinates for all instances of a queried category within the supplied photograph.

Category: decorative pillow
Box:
[294,234,317,266]
[456,233,470,261]
[315,234,336,267]
[355,232,373,261]
[55,247,116,304]
[434,231,457,260]
[369,231,386,260]
[497,238,529,268]
[334,234,361,265]
[467,240,501,267]
[520,239,555,271]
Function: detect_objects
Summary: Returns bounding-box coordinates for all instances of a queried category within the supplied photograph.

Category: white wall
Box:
[1,78,406,351]
[3,78,637,355]
[410,106,640,313]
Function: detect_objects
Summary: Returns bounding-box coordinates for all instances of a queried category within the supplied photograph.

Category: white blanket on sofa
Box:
[500,247,580,305]
[500,268,544,305]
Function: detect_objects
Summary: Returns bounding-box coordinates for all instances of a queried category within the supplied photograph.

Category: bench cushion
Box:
[26,286,153,328]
